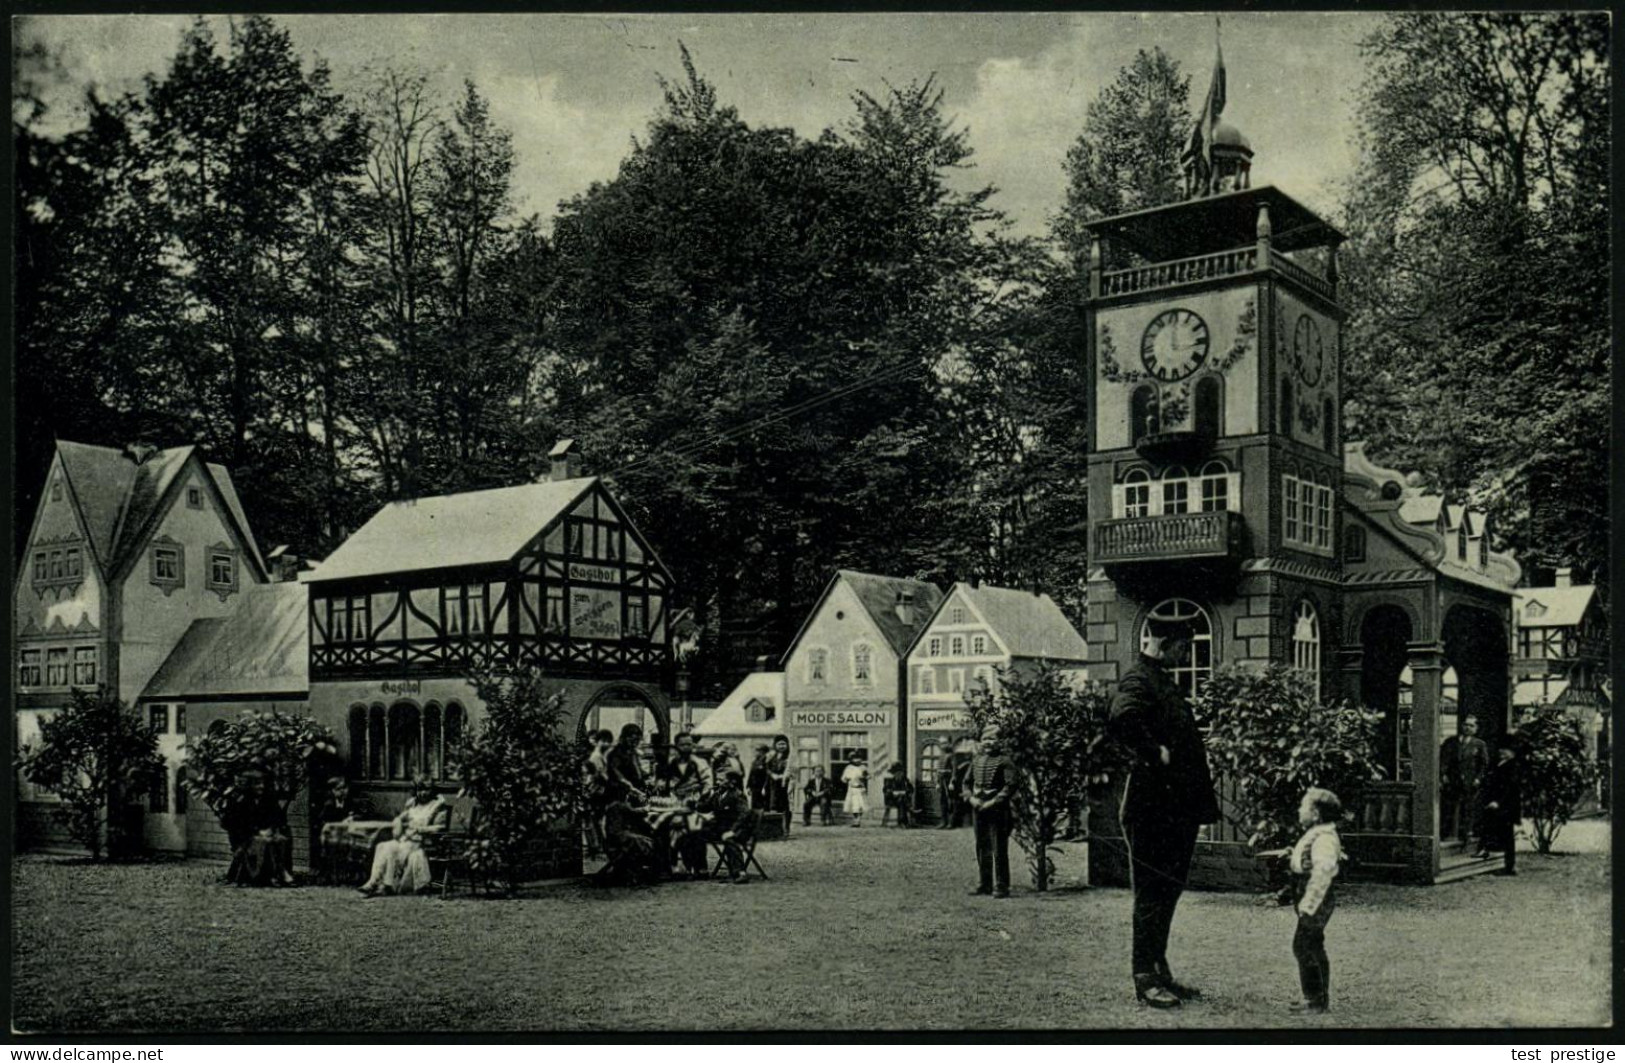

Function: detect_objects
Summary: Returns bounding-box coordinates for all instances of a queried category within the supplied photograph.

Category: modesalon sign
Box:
[790,709,892,728]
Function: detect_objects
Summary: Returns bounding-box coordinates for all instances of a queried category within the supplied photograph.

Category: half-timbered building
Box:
[304,442,676,805]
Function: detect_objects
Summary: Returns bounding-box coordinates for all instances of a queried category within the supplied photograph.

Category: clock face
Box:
[1140,309,1210,382]
[1293,314,1325,387]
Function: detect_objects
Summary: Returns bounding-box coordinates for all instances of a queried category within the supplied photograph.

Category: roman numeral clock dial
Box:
[1140,308,1210,382]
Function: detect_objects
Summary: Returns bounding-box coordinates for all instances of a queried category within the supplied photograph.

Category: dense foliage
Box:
[13,689,167,860]
[964,663,1121,890]
[1516,710,1598,854]
[1192,665,1386,850]
[182,709,341,822]
[455,668,583,892]
[1341,13,1610,595]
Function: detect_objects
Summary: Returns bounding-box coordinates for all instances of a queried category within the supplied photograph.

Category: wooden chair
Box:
[423,796,481,898]
[709,808,768,881]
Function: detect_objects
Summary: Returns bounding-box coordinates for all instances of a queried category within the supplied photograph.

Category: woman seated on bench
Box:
[357,775,449,897]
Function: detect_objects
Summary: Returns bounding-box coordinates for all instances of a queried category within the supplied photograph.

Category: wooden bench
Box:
[422,796,481,897]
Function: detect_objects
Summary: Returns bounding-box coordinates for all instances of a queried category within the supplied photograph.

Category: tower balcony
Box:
[1093,510,1246,567]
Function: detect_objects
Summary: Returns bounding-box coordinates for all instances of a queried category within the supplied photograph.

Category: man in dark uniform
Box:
[1107,615,1220,1009]
[967,725,1018,898]
[1477,735,1522,875]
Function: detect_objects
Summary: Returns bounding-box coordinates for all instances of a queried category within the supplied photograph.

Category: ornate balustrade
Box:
[1100,246,1259,298]
[1269,248,1336,302]
[1093,510,1243,565]
[1350,781,1415,835]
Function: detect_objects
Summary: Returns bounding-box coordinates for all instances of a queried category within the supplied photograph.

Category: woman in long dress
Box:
[357,775,449,896]
[841,752,869,827]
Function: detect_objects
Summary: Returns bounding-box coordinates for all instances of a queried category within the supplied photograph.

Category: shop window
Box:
[1131,384,1159,443]
[827,731,870,799]
[1292,600,1322,702]
[1344,525,1367,563]
[852,643,872,686]
[45,648,69,687]
[919,741,943,786]
[72,647,97,687]
[18,649,42,687]
[1139,598,1215,701]
[971,635,986,655]
[1194,375,1222,438]
[807,648,828,685]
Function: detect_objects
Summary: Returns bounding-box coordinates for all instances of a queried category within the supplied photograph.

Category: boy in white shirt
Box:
[1288,787,1345,1013]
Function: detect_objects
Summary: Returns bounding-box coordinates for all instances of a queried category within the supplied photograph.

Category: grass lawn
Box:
[11,822,1611,1032]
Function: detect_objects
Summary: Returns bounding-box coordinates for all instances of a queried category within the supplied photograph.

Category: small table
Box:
[318,819,394,885]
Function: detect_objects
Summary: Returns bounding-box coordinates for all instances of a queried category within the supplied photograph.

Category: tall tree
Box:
[1340,12,1610,593]
[1053,47,1191,264]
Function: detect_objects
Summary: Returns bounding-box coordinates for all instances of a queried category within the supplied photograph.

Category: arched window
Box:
[348,705,367,777]
[1280,378,1294,435]
[444,702,466,777]
[1139,599,1215,700]
[1292,600,1322,701]
[1322,397,1336,452]
[1198,459,1231,513]
[389,702,421,779]
[423,702,444,780]
[1122,468,1152,518]
[368,704,386,780]
[1194,375,1223,438]
[1130,384,1159,443]
[1161,465,1190,515]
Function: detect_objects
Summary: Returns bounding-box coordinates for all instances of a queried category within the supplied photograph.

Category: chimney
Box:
[1555,567,1573,589]
[895,590,915,627]
[968,573,981,590]
[125,442,157,465]
[548,438,583,482]
[754,654,773,672]
[266,545,305,583]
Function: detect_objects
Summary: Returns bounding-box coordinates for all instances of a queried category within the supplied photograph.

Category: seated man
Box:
[802,766,833,826]
[357,775,449,897]
[700,768,752,884]
[596,797,660,886]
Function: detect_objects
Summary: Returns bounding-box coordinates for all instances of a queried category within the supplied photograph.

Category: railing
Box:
[1100,246,1258,297]
[1350,781,1415,835]
[1269,248,1336,302]
[1093,510,1242,564]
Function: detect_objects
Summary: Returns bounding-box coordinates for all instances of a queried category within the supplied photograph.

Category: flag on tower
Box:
[1183,19,1228,186]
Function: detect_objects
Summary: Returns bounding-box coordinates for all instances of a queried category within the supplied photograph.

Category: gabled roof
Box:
[694,672,786,738]
[141,581,309,699]
[954,583,1089,662]
[780,570,944,666]
[312,477,596,582]
[50,442,262,578]
[1515,585,1597,628]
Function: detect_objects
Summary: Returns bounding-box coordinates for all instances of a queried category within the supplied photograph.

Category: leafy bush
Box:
[1517,710,1597,854]
[14,688,167,860]
[965,663,1122,891]
[183,709,341,824]
[455,667,583,893]
[1192,664,1385,850]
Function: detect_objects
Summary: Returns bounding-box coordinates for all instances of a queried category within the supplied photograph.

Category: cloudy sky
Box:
[19,12,1382,236]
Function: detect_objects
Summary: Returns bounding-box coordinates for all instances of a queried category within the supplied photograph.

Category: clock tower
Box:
[1080,69,1347,705]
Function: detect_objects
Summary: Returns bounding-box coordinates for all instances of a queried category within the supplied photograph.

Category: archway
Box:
[578,682,670,749]
[1359,604,1413,779]
[1442,604,1510,749]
